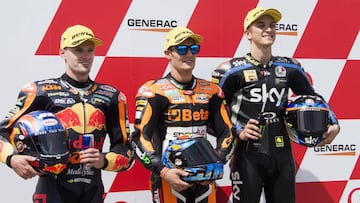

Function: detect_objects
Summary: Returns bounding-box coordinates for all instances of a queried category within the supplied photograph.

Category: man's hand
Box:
[317,124,340,146]
[239,118,261,141]
[11,155,40,179]
[79,148,105,169]
[163,168,192,192]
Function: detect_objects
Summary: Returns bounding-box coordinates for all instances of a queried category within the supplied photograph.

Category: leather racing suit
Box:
[211,53,339,203]
[0,73,134,203]
[131,73,235,203]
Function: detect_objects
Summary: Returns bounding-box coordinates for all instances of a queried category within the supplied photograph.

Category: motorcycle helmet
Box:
[285,95,329,147]
[10,110,69,177]
[162,137,223,183]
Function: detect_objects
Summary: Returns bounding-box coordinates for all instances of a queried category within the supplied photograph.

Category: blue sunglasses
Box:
[171,44,200,55]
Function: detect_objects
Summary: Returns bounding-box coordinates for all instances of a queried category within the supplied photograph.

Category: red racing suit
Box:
[211,53,339,203]
[131,73,235,203]
[0,73,134,203]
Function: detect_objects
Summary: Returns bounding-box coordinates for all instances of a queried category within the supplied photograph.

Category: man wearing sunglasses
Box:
[131,27,236,203]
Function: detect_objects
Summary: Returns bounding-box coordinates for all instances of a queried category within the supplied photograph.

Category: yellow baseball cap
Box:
[60,24,102,49]
[164,27,203,51]
[244,7,282,31]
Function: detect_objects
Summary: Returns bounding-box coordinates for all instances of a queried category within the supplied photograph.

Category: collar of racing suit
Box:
[61,73,93,88]
[165,73,196,90]
[244,53,274,68]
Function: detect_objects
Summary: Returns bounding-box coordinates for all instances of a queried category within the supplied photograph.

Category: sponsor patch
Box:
[275,66,286,77]
[243,70,258,82]
[275,136,284,147]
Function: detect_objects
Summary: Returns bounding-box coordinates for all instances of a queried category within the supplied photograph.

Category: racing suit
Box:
[0,73,134,203]
[131,73,235,203]
[211,53,339,203]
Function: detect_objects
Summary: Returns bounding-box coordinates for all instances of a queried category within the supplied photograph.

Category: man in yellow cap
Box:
[131,26,236,203]
[212,7,340,203]
[0,24,134,203]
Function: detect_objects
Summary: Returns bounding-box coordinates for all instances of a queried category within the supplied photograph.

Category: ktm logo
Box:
[42,84,62,91]
[168,109,209,121]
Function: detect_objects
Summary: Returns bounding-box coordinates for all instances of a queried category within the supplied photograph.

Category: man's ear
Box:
[164,50,171,60]
[245,30,252,40]
[59,48,65,57]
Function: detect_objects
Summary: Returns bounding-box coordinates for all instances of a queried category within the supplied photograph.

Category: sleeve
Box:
[208,84,236,164]
[0,82,40,165]
[287,62,316,96]
[130,81,167,176]
[102,91,134,172]
[211,60,246,134]
[211,60,243,107]
[288,60,339,125]
[0,137,15,165]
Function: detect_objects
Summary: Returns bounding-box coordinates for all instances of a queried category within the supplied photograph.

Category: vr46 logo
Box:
[168,109,209,121]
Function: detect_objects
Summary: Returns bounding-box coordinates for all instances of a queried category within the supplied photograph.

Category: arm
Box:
[209,85,236,164]
[0,82,42,178]
[130,81,191,191]
[100,91,134,172]
[131,81,166,175]
[287,60,340,146]
[212,61,250,141]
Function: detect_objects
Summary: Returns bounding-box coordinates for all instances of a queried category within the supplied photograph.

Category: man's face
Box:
[166,38,198,75]
[246,15,277,47]
[60,40,95,81]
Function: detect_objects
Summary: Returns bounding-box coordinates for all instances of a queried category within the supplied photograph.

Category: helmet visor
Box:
[295,109,329,136]
[38,131,68,155]
[175,138,220,166]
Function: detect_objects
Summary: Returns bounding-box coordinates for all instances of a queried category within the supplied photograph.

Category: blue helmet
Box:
[162,137,223,182]
[285,95,330,147]
[11,110,70,177]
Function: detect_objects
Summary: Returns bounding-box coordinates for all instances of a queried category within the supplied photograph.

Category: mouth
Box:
[79,61,90,67]
[263,34,273,38]
[263,33,275,39]
[183,57,195,64]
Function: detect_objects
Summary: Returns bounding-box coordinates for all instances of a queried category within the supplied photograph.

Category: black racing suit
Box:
[211,53,339,203]
[131,74,235,203]
[0,73,134,203]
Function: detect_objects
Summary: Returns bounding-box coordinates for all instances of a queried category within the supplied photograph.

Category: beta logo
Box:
[167,109,209,122]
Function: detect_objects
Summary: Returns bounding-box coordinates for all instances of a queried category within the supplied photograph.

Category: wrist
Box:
[101,154,108,169]
[160,167,170,179]
[6,154,13,168]
[238,130,246,141]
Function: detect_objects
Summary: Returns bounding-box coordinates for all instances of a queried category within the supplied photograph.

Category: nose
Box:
[80,52,92,59]
[185,48,193,56]
[264,24,275,32]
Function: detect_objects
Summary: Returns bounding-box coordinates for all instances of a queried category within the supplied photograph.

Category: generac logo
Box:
[168,109,209,121]
[127,18,177,32]
[276,23,298,36]
[313,144,356,156]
